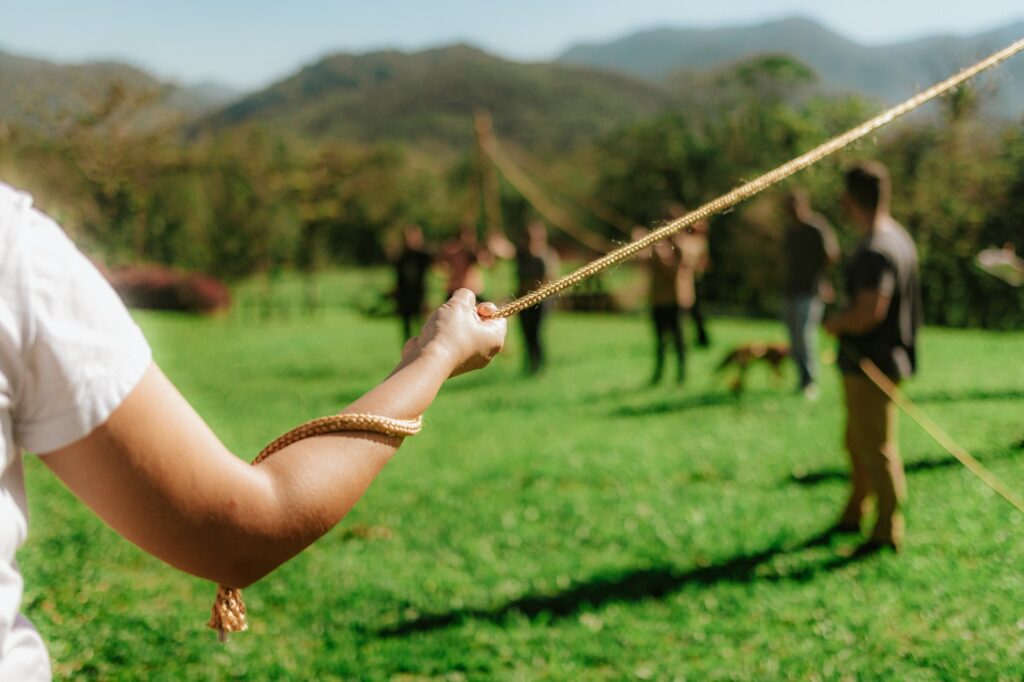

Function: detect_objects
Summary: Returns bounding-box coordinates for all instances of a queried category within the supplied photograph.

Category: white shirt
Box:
[0,182,151,680]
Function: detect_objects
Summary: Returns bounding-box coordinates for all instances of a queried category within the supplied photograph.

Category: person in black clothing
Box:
[782,188,839,399]
[394,224,433,341]
[514,221,560,375]
[824,161,922,552]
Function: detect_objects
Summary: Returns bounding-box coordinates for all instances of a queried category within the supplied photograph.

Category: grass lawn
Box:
[19,268,1024,680]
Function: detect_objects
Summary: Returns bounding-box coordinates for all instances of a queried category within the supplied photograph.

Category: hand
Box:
[401,289,507,377]
[819,281,836,305]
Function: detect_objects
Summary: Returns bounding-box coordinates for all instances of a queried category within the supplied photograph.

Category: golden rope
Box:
[858,358,1024,514]
[494,37,1024,319]
[208,413,423,640]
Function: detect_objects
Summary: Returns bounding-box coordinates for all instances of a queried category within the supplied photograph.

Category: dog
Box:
[715,342,790,395]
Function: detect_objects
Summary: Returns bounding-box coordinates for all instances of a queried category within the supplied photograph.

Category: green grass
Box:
[19,269,1024,680]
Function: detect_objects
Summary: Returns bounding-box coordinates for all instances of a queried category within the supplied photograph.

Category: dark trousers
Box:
[519,305,546,374]
[398,297,423,342]
[400,311,420,342]
[688,282,710,348]
[651,304,686,382]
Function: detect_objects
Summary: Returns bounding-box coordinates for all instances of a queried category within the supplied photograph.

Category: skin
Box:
[39,289,506,589]
[823,194,892,337]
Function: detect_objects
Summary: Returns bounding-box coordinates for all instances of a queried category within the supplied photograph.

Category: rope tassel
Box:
[208,414,422,640]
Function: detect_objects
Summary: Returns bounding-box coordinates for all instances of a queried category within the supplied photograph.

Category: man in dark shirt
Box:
[515,221,560,375]
[824,161,922,552]
[394,224,433,341]
[782,188,839,399]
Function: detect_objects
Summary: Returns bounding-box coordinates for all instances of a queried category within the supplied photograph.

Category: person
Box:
[437,222,493,301]
[392,224,433,341]
[513,221,560,375]
[634,226,686,384]
[0,181,507,679]
[781,188,840,399]
[824,161,922,553]
[666,204,711,348]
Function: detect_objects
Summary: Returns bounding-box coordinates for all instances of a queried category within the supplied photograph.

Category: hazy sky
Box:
[3,1,1022,90]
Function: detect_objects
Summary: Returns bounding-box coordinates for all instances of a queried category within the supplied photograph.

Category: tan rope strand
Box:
[494,138,636,235]
[494,37,1024,319]
[480,131,618,253]
[208,413,423,639]
[858,359,1024,514]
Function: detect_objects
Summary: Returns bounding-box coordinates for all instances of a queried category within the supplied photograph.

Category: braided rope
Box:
[858,358,1024,514]
[208,413,422,640]
[494,37,1024,319]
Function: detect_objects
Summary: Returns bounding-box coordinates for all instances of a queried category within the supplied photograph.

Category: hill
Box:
[0,49,239,134]
[200,44,671,150]
[558,17,1024,116]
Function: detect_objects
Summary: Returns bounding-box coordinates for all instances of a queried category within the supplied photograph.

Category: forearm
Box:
[830,307,873,335]
[827,290,890,337]
[44,290,504,589]
[44,357,452,589]
[242,353,452,581]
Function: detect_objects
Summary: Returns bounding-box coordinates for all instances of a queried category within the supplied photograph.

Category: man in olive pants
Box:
[825,161,922,552]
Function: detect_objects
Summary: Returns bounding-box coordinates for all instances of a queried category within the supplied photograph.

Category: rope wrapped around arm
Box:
[207,413,423,640]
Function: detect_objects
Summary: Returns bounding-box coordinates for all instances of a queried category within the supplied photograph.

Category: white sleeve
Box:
[13,208,151,454]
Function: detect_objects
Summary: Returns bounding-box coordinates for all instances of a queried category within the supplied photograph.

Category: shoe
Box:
[853,538,900,557]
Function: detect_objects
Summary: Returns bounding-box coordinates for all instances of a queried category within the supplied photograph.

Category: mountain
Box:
[559,17,1024,116]
[200,45,671,149]
[0,49,239,133]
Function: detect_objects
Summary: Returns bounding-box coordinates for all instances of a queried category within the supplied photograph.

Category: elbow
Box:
[203,546,283,589]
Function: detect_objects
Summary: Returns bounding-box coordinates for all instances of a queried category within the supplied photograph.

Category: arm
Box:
[824,288,891,336]
[40,290,506,589]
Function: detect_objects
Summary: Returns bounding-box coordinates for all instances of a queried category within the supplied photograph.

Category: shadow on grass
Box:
[609,389,773,417]
[377,532,874,638]
[789,447,1024,486]
[910,387,1024,404]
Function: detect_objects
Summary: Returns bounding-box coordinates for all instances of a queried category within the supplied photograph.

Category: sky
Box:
[2,1,1022,91]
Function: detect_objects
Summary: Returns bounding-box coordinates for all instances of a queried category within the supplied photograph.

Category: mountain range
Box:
[559,16,1024,115]
[0,49,239,134]
[2,17,1022,149]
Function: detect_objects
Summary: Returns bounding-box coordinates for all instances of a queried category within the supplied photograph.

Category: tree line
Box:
[1,55,1021,327]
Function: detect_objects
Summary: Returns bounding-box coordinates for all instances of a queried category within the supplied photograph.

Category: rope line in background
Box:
[494,37,1024,319]
[858,359,1024,514]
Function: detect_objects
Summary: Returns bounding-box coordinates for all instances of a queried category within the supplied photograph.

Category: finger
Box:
[476,302,498,319]
[449,288,476,308]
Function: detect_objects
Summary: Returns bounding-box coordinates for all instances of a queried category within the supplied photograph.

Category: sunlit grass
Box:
[20,269,1024,680]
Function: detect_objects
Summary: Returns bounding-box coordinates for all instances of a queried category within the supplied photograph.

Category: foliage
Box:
[590,58,1024,325]
[3,54,1023,326]
[19,278,1024,679]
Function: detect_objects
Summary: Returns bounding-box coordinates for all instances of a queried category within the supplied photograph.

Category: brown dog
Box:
[716,342,790,394]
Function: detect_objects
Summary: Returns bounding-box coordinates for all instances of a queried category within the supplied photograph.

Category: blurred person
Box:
[0,181,506,679]
[513,221,560,375]
[634,226,686,384]
[824,161,922,553]
[393,224,433,341]
[667,204,712,348]
[782,188,840,399]
[438,222,493,301]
